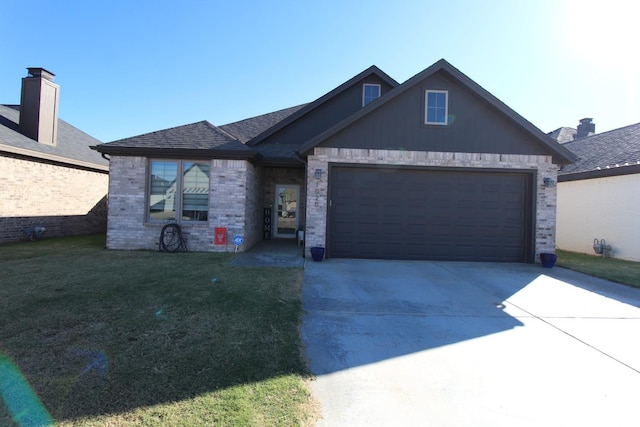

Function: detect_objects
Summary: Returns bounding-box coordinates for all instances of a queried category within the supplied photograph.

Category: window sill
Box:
[144,221,209,227]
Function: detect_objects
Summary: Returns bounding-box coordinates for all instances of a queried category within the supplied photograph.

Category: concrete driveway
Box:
[302,259,640,427]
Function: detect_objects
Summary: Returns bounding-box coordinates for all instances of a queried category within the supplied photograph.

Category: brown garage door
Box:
[328,166,533,262]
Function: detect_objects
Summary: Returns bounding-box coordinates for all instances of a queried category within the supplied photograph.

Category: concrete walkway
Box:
[228,239,304,267]
[302,259,640,427]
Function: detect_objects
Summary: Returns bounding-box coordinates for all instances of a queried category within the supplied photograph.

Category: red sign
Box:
[214,227,227,245]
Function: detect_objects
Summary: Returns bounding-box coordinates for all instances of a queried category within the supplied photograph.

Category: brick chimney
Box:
[19,68,59,145]
[575,118,595,140]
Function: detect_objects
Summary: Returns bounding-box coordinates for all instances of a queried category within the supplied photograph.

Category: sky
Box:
[1,0,638,143]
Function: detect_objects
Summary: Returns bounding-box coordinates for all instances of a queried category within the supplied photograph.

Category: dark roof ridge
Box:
[298,59,576,164]
[246,65,399,147]
[202,120,240,142]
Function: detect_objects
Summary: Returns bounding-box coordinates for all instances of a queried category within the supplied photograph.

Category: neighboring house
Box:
[548,127,577,144]
[556,122,640,261]
[0,68,109,243]
[548,117,596,144]
[93,59,575,263]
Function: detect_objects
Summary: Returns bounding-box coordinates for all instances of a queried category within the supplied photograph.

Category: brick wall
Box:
[106,156,254,252]
[0,154,108,243]
[243,162,263,249]
[208,159,252,251]
[306,148,557,262]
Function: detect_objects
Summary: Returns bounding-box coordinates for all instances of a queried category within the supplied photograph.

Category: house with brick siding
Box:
[94,59,575,263]
[0,68,109,243]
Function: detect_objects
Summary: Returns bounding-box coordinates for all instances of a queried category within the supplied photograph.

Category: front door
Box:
[274,184,299,238]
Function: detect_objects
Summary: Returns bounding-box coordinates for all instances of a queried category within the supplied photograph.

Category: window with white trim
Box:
[363,83,381,106]
[148,160,210,222]
[425,90,448,125]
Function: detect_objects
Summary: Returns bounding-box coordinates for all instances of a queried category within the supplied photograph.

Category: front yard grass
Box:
[556,249,640,288]
[0,234,316,426]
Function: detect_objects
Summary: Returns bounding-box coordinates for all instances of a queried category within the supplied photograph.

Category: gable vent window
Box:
[425,90,448,125]
[363,84,381,106]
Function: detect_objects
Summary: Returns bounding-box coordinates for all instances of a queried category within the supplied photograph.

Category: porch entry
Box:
[274,184,299,238]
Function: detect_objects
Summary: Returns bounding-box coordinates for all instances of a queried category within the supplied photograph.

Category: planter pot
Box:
[310,247,325,262]
[540,253,558,268]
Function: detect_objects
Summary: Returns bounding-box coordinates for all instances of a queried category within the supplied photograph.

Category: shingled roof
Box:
[219,104,307,143]
[92,66,398,164]
[224,106,307,163]
[92,61,580,166]
[559,121,640,178]
[93,120,257,159]
[548,127,577,144]
[0,104,108,171]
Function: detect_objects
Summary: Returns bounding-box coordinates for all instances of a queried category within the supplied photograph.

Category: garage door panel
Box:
[407,225,427,235]
[328,166,532,262]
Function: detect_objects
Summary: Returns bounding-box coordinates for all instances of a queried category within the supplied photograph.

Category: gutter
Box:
[90,145,259,162]
[1,143,109,172]
[558,164,640,182]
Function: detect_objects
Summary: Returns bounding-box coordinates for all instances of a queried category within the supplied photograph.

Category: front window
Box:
[425,90,448,125]
[148,160,210,222]
[363,84,381,106]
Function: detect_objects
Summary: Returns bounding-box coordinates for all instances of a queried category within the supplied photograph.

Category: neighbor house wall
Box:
[306,147,557,261]
[557,173,640,261]
[0,154,108,243]
[106,156,254,252]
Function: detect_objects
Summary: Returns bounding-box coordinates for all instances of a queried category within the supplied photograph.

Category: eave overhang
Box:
[2,143,109,172]
[257,156,305,168]
[91,145,259,162]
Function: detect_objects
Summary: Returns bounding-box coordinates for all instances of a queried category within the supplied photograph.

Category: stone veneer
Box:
[305,147,558,262]
[0,154,108,243]
[106,156,258,252]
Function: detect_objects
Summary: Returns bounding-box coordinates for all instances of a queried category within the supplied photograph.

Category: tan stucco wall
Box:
[0,154,108,243]
[557,174,640,261]
[306,148,557,262]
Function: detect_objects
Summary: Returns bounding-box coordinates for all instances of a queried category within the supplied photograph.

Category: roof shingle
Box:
[94,120,261,159]
[0,104,108,170]
[103,120,249,151]
[559,122,640,175]
[548,127,577,144]
[220,104,307,144]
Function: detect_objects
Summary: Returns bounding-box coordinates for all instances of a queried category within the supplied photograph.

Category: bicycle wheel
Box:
[160,223,182,252]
